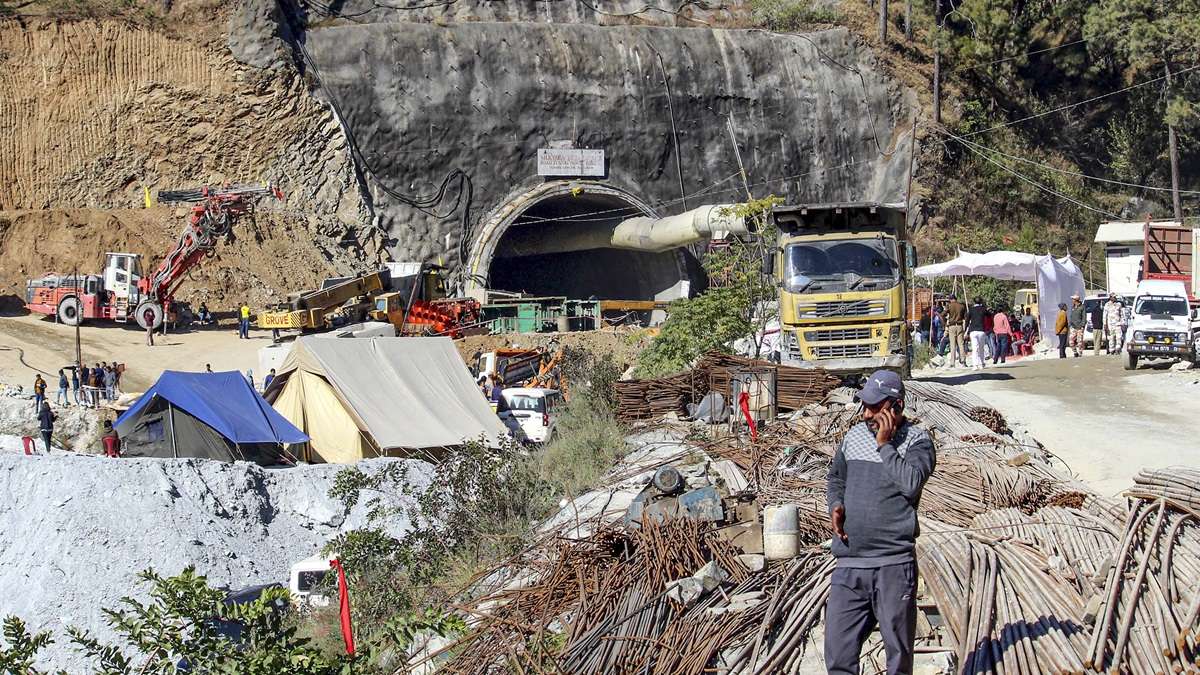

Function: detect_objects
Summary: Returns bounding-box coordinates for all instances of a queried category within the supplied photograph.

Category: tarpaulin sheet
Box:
[273,370,371,463]
[115,370,308,444]
[1035,255,1087,347]
[915,251,1046,281]
[268,337,507,452]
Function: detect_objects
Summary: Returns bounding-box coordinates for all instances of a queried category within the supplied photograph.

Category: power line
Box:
[941,129,1200,197]
[947,137,1122,219]
[960,63,1200,138]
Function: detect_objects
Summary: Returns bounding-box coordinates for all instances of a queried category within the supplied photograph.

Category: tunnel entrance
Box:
[484,187,701,301]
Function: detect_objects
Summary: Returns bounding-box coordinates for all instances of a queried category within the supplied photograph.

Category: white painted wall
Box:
[1105,244,1143,296]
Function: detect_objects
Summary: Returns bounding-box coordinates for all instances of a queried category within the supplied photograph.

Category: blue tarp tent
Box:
[115,371,307,464]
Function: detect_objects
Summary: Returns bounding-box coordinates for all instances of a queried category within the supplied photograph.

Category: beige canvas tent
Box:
[264,337,508,462]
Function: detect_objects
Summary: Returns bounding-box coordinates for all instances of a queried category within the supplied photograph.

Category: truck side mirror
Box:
[906,243,918,269]
[762,250,776,275]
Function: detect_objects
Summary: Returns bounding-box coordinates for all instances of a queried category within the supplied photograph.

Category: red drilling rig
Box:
[25,184,282,329]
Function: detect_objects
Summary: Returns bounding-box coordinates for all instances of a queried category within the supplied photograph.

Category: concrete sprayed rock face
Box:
[0,454,428,671]
[298,12,913,297]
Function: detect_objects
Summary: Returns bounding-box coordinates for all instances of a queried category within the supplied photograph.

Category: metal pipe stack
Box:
[1087,468,1200,674]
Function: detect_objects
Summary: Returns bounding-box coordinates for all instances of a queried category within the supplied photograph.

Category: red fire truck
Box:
[25,184,281,329]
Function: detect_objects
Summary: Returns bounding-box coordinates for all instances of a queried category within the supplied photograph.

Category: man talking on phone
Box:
[825,370,935,674]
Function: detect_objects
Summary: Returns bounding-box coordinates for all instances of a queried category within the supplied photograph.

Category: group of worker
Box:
[33,363,121,412]
[1052,294,1129,358]
[924,297,1038,369]
[28,368,122,454]
[142,301,248,345]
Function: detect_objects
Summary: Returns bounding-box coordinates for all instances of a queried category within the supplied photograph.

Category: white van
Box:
[498,388,562,444]
[1123,279,1195,370]
[289,553,332,607]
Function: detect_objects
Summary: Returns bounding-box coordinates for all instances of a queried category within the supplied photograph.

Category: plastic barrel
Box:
[763,504,801,559]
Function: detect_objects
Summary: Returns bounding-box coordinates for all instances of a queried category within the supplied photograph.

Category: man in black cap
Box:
[825,370,936,675]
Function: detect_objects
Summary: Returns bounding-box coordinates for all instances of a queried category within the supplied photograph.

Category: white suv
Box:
[1123,279,1194,370]
[498,388,562,444]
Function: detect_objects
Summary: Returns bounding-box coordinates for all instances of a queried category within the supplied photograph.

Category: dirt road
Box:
[919,354,1200,497]
[0,313,265,391]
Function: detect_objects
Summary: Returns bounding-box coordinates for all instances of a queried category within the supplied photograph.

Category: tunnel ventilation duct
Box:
[496,204,753,258]
[610,204,752,253]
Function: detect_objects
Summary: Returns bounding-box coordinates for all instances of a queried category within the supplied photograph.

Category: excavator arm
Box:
[134,184,282,328]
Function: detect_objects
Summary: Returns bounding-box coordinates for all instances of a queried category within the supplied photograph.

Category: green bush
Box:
[637,198,780,378]
[539,348,627,495]
[751,0,841,31]
[635,286,753,378]
[1,568,353,675]
[538,388,626,497]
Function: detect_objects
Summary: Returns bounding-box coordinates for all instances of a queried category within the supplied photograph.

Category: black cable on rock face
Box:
[277,0,476,269]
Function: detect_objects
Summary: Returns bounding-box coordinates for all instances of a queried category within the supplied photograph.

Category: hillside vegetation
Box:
[803,0,1200,280]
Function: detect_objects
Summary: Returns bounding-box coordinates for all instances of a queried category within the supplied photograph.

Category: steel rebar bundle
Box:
[613,352,841,421]
[1086,468,1200,674]
[918,518,1096,675]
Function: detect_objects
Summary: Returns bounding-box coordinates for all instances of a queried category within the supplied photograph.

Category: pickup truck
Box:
[1122,279,1196,370]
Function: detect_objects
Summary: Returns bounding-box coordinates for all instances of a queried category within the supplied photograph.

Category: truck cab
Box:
[770,203,914,375]
[1123,279,1195,370]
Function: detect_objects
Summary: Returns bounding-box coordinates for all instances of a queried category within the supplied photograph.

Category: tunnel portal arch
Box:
[466,180,701,301]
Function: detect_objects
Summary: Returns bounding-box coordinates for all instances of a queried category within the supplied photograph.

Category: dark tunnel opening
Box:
[488,193,704,301]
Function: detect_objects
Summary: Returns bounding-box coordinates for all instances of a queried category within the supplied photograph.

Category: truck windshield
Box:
[1134,296,1189,317]
[783,238,899,293]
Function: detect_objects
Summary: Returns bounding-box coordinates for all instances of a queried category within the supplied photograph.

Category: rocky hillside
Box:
[0,1,373,309]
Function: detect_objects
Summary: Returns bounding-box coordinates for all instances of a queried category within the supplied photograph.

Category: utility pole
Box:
[73,266,82,377]
[932,0,942,124]
[904,0,912,40]
[879,0,888,43]
[1164,58,1183,222]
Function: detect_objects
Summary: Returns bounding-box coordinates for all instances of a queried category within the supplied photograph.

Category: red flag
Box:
[738,391,758,440]
[329,558,356,656]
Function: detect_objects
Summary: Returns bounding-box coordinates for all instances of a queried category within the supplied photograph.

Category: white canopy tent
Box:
[915,251,1086,346]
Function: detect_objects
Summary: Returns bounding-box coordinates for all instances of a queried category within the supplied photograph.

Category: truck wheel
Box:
[57,296,82,326]
[135,301,163,330]
[1122,351,1138,371]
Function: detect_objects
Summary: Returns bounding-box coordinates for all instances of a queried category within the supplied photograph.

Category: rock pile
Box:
[0,454,429,671]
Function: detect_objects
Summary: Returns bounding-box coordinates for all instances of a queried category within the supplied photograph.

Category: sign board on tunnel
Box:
[537,148,605,177]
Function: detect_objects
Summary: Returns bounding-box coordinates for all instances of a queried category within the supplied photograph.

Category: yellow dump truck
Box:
[769,202,915,375]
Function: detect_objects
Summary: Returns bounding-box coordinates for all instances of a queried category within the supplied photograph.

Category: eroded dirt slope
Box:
[0,10,375,305]
[0,208,346,311]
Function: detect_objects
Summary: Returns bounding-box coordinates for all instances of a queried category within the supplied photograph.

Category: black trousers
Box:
[824,562,917,674]
[1058,333,1067,358]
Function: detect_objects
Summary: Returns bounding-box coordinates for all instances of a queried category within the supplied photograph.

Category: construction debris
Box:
[415,376,1142,673]
[410,367,1200,674]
